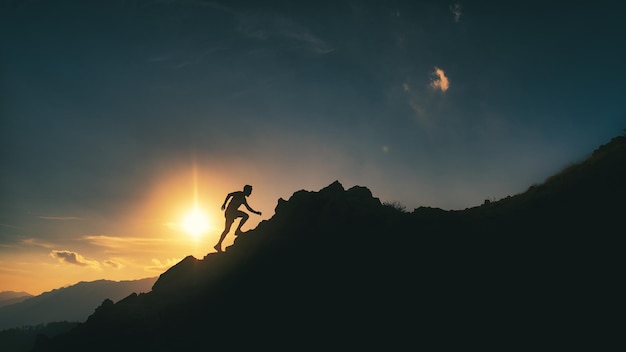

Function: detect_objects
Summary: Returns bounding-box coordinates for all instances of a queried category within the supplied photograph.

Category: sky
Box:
[1,0,625,295]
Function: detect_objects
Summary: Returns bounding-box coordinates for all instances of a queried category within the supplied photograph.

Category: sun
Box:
[182,208,210,238]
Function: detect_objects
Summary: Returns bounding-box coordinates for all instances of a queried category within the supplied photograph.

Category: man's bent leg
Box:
[235,211,249,235]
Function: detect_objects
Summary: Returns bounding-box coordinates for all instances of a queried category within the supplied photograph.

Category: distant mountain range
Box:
[0,278,157,331]
[0,292,33,308]
[34,135,625,351]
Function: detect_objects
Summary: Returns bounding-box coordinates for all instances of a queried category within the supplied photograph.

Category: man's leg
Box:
[235,211,249,235]
[215,217,234,252]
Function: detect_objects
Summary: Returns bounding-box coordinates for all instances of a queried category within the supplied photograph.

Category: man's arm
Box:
[243,200,262,215]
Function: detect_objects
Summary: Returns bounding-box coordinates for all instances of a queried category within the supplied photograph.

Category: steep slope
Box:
[0,278,157,330]
[464,135,626,228]
[35,135,625,351]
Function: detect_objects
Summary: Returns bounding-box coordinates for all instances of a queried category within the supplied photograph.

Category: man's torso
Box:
[226,191,246,213]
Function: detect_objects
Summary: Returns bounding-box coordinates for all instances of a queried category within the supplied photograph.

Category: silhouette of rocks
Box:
[33,135,626,351]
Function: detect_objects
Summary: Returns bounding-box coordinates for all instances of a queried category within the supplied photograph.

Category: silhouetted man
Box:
[214,185,262,252]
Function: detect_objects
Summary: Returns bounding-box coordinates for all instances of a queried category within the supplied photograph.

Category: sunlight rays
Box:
[180,162,212,239]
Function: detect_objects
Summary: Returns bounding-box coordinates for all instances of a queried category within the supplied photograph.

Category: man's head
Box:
[243,185,253,195]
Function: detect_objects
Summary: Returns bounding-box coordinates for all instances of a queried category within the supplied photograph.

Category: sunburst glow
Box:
[180,162,211,238]
[182,208,210,237]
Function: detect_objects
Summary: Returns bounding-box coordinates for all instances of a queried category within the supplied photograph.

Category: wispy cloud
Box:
[0,243,18,249]
[145,258,180,272]
[50,250,100,269]
[237,12,334,54]
[430,67,450,92]
[282,29,334,54]
[167,0,329,53]
[83,235,186,256]
[401,71,447,125]
[103,259,123,269]
[38,216,81,221]
[85,235,173,249]
[450,3,462,22]
[0,223,22,229]
[408,98,430,125]
[22,238,57,249]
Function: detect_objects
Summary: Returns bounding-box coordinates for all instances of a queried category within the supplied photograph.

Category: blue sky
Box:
[1,0,624,293]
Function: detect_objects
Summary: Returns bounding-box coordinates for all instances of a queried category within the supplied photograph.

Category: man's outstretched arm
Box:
[243,200,262,215]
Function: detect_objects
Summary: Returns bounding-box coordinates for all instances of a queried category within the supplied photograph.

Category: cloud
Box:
[408,98,429,125]
[450,3,462,22]
[430,67,450,92]
[400,76,440,125]
[237,12,334,54]
[50,250,100,269]
[22,238,56,249]
[285,30,334,54]
[145,258,181,272]
[83,235,194,257]
[38,216,81,220]
[104,259,123,269]
[85,235,173,250]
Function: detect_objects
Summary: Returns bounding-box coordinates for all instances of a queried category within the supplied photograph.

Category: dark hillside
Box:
[471,135,625,217]
[34,135,626,351]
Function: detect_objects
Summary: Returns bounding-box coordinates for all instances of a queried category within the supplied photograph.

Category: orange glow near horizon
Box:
[0,161,273,296]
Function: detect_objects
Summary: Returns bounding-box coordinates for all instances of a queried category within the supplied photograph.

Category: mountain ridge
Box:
[0,292,33,308]
[34,135,626,351]
[0,277,157,331]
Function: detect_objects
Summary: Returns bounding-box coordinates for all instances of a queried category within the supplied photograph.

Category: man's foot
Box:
[214,244,222,252]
